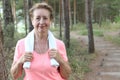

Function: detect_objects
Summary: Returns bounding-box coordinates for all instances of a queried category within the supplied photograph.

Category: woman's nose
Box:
[39,18,44,24]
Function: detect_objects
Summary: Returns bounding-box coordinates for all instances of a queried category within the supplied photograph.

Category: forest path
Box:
[71,31,120,80]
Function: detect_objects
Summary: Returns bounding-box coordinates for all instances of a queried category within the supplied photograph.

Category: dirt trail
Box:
[71,31,120,80]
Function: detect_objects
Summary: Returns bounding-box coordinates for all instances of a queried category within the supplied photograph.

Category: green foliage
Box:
[104,34,120,46]
[114,16,120,23]
[4,33,25,49]
[67,39,95,80]
[3,23,14,37]
[50,24,60,31]
[71,22,85,30]
[101,22,120,31]
[4,37,15,49]
[94,0,120,22]
[98,22,120,47]
[72,23,104,37]
[93,29,104,37]
[72,22,120,38]
[14,31,26,41]
[3,23,15,48]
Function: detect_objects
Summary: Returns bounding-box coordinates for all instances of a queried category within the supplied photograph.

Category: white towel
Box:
[23,30,59,69]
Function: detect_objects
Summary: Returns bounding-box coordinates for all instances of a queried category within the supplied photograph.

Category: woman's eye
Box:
[36,18,40,20]
[43,17,48,20]
[36,18,40,21]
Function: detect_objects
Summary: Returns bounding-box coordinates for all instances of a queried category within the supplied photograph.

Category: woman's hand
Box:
[49,49,62,63]
[10,52,33,79]
[49,49,71,79]
[19,52,33,64]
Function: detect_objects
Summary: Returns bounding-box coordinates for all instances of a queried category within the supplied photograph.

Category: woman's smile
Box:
[38,25,47,33]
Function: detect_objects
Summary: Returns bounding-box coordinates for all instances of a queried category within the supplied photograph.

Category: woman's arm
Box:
[49,49,72,79]
[11,52,33,79]
[58,59,72,79]
[10,61,23,79]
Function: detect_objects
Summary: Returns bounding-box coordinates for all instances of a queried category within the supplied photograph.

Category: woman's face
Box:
[32,8,51,35]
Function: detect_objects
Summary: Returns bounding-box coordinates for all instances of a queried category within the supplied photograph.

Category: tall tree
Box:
[2,0,14,38]
[53,0,56,26]
[24,0,28,35]
[68,0,72,28]
[28,0,33,32]
[2,0,15,49]
[11,0,17,30]
[63,0,70,48]
[73,0,76,24]
[59,0,62,39]
[91,0,94,22]
[85,0,95,53]
[0,18,8,80]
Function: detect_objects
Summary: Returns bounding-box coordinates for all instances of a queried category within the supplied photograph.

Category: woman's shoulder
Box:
[14,38,25,55]
[55,38,65,47]
[16,38,25,46]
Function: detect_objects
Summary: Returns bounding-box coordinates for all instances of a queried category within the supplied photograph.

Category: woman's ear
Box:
[31,19,34,28]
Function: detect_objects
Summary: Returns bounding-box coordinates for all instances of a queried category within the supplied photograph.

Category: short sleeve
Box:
[13,39,25,62]
[56,39,68,62]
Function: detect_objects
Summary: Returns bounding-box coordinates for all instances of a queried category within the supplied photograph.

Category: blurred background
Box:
[0,0,120,80]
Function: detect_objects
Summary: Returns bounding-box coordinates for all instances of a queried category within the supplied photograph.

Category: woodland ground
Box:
[70,30,120,80]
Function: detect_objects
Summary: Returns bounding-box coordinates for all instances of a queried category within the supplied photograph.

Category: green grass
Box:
[71,22,120,37]
[104,35,120,46]
[71,23,104,37]
[67,39,96,80]
[100,22,120,46]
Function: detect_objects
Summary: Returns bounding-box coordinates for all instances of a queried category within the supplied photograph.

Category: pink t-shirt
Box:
[13,38,68,80]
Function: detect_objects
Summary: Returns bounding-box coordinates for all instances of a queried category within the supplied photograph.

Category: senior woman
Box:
[10,2,71,80]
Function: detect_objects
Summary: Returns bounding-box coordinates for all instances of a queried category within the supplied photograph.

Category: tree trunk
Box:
[2,0,14,38]
[28,0,33,32]
[68,0,72,28]
[73,0,76,25]
[0,18,8,80]
[85,0,95,53]
[11,0,17,31]
[59,0,62,39]
[24,0,28,35]
[91,0,94,23]
[61,0,65,27]
[63,0,70,48]
[99,7,102,27]
[54,0,56,27]
[2,0,15,49]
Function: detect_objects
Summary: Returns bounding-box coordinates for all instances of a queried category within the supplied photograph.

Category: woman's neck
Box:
[34,32,48,41]
[34,32,49,53]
